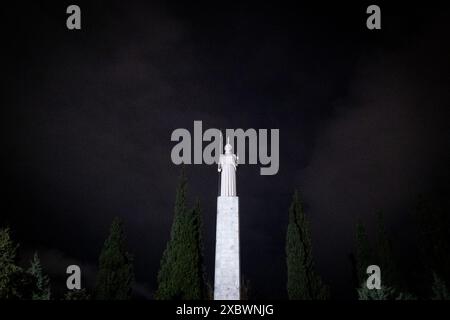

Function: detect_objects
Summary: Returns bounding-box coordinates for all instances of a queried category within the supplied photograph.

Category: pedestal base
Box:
[214,196,240,300]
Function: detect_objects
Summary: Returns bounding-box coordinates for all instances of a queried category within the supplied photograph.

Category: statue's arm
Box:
[218,155,222,172]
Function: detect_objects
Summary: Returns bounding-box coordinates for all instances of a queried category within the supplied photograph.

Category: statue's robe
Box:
[219,153,237,196]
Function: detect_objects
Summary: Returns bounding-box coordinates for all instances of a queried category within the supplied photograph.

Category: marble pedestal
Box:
[214,196,240,300]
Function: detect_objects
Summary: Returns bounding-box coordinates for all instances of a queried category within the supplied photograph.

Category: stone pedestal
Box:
[214,196,240,300]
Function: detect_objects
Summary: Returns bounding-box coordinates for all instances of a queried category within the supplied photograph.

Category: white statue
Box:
[218,136,238,196]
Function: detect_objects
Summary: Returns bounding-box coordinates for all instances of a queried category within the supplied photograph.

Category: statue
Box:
[218,136,238,197]
[215,135,240,299]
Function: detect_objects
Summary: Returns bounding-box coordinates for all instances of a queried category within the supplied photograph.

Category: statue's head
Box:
[224,143,233,154]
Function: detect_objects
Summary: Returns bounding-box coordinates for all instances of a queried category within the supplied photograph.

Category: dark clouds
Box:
[2,2,449,299]
[300,18,450,296]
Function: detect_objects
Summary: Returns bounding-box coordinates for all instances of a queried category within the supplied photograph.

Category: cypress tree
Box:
[431,272,450,300]
[0,228,35,299]
[190,200,207,298]
[355,221,371,285]
[375,211,399,286]
[286,190,329,299]
[416,195,450,284]
[65,288,90,300]
[0,228,20,299]
[155,170,206,300]
[27,252,51,300]
[241,276,251,300]
[358,285,415,300]
[94,217,134,300]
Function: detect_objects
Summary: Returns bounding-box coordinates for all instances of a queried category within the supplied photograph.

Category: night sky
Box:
[2,1,450,299]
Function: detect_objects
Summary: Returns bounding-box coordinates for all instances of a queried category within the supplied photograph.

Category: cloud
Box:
[298,21,450,296]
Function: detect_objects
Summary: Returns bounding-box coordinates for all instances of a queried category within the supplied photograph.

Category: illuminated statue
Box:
[218,137,238,197]
[215,135,240,300]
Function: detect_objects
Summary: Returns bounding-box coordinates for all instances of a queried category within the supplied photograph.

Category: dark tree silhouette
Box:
[155,170,206,299]
[65,288,90,300]
[28,252,51,300]
[286,190,329,299]
[94,217,134,300]
[0,228,36,299]
[355,221,372,285]
[375,211,400,287]
[416,195,450,286]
